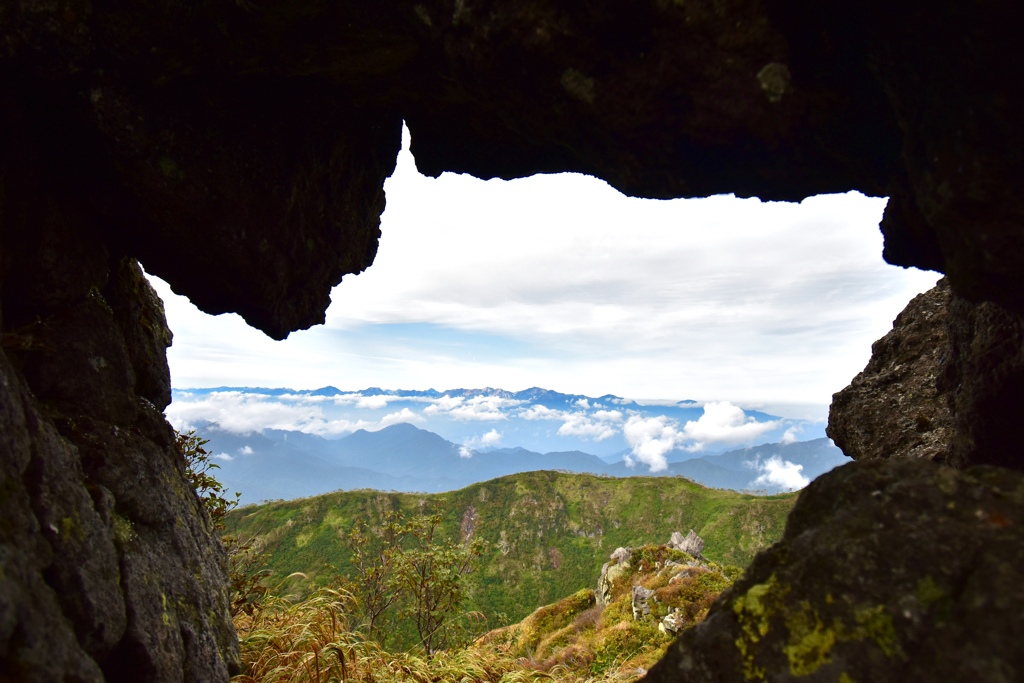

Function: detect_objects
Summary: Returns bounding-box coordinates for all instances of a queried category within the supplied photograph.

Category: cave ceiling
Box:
[3,0,1022,337]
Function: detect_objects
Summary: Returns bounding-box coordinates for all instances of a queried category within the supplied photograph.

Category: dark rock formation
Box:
[3,0,1024,680]
[4,0,1023,336]
[828,279,954,462]
[940,293,1024,471]
[0,253,240,681]
[830,277,1024,471]
[645,458,1024,682]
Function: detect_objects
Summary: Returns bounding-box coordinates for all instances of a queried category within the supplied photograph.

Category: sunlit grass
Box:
[233,544,730,683]
[224,470,791,646]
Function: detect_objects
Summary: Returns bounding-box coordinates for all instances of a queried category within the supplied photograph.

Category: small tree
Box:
[176,429,239,531]
[347,511,406,648]
[346,502,486,655]
[224,534,271,619]
[393,508,487,656]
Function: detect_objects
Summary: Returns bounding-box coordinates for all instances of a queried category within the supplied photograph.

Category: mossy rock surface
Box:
[472,542,731,681]
[644,459,1024,683]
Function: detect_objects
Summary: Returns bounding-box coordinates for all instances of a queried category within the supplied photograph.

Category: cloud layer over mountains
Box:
[189,418,845,505]
[167,386,825,467]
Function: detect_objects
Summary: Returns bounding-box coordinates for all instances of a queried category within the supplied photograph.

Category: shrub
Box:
[176,429,239,531]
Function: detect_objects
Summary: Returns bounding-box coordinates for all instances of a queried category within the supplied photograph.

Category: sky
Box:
[151,125,939,422]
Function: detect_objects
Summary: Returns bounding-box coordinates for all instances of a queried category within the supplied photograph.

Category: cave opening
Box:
[155,124,939,433]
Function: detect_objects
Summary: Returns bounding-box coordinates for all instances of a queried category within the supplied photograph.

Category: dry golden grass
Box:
[233,587,553,683]
[234,545,730,683]
[233,588,655,683]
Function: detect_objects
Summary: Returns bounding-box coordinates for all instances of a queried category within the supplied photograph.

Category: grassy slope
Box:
[236,545,734,683]
[225,471,795,628]
[470,544,733,681]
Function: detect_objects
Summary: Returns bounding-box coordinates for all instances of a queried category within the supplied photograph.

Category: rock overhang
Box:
[4,4,1024,680]
[12,0,989,340]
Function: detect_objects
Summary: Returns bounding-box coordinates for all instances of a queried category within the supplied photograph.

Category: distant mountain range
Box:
[197,421,850,504]
[170,385,830,482]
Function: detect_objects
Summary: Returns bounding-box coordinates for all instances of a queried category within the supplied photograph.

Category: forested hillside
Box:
[225,470,796,634]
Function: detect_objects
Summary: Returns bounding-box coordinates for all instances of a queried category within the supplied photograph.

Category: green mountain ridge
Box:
[225,469,798,644]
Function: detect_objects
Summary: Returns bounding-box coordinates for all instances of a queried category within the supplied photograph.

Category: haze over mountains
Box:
[169,386,825,455]
[169,385,850,504]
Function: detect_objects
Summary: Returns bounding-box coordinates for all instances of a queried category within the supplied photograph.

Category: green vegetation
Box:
[177,429,241,531]
[231,543,734,683]
[224,470,796,635]
[177,429,269,618]
[346,503,487,653]
[183,430,798,682]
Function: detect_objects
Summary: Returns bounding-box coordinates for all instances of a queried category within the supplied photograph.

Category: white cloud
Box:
[151,124,940,407]
[357,395,390,410]
[519,405,565,420]
[681,402,780,447]
[622,415,685,472]
[557,413,618,441]
[279,393,334,403]
[480,428,503,446]
[634,398,696,407]
[165,391,327,434]
[328,393,371,405]
[459,429,504,457]
[310,418,377,437]
[780,426,801,444]
[239,446,253,456]
[749,456,809,491]
[424,395,464,415]
[166,391,412,438]
[621,403,782,472]
[213,452,234,461]
[428,395,523,421]
[379,408,424,427]
[555,409,624,441]
[449,398,511,421]
[575,398,590,409]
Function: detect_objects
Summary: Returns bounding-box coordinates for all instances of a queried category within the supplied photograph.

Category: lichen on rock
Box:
[644,459,1024,682]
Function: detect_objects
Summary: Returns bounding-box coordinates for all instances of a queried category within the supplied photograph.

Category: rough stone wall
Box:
[940,294,1024,470]
[1,210,240,679]
[5,1,1023,325]
[652,275,1024,681]
[644,459,1024,683]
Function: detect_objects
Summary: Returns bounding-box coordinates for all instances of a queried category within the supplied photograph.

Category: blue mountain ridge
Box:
[196,421,850,505]
[177,385,653,407]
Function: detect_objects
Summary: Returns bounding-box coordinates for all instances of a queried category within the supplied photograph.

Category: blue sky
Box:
[150,125,939,422]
